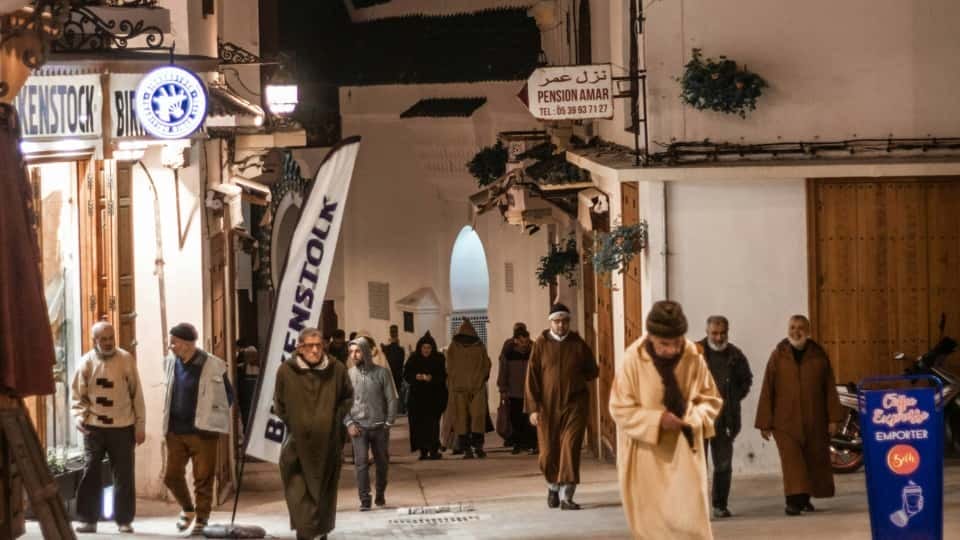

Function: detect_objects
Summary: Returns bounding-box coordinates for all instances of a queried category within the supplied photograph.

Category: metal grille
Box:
[449,310,489,346]
[388,514,482,526]
[504,262,514,293]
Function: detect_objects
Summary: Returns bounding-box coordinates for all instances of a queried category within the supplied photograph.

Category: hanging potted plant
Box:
[536,237,579,288]
[678,48,768,118]
[592,222,648,278]
[466,141,508,187]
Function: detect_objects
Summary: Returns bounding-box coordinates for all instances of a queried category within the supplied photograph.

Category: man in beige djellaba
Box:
[609,300,723,539]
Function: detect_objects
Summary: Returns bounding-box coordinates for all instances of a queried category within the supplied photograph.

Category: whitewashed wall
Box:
[581,0,960,151]
[665,179,808,475]
[338,81,565,411]
[131,144,208,497]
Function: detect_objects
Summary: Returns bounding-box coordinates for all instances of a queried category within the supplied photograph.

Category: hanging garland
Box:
[678,48,768,118]
[255,150,313,290]
[536,236,579,288]
[592,222,648,277]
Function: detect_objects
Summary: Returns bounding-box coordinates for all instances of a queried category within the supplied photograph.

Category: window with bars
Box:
[449,310,490,346]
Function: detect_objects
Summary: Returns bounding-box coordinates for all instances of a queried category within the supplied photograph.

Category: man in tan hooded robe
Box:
[445,319,491,458]
[610,300,723,539]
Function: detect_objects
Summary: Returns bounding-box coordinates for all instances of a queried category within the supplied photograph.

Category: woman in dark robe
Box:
[404,331,448,460]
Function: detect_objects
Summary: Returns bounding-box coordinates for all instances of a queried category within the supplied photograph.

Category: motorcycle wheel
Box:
[830,444,864,473]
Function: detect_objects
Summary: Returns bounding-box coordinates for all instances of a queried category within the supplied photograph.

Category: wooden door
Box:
[115,162,136,355]
[810,177,960,383]
[209,232,235,502]
[622,182,643,347]
[596,271,616,460]
[593,217,616,460]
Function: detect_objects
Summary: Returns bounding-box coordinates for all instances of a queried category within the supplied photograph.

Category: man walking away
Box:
[381,325,407,414]
[497,322,537,454]
[445,319,491,459]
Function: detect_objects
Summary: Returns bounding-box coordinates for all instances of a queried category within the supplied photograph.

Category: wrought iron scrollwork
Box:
[218,39,262,65]
[53,4,164,51]
[72,1,159,6]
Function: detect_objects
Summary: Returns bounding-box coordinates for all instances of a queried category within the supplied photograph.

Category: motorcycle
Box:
[830,318,960,474]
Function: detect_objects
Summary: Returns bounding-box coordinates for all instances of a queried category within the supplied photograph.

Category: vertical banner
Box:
[860,379,943,540]
[245,137,361,462]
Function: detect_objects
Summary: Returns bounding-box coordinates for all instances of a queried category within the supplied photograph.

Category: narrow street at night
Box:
[24,417,960,539]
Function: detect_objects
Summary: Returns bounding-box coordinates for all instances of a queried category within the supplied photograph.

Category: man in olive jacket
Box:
[274,328,354,540]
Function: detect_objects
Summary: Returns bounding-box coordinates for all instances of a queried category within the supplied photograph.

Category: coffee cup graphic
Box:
[890,481,924,528]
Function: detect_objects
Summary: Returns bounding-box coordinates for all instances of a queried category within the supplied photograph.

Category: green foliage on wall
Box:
[678,48,768,118]
[592,222,648,277]
[536,237,579,288]
[467,141,508,187]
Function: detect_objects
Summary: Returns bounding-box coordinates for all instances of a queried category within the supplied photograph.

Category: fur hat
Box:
[170,322,198,342]
[645,301,688,338]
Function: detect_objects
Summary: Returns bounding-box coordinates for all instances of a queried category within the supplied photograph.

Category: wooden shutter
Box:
[621,182,643,347]
[115,162,136,355]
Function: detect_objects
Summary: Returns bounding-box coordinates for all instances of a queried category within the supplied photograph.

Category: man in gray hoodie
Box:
[344,337,398,511]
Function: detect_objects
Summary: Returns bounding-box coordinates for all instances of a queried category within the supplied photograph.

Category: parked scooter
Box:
[830,318,960,473]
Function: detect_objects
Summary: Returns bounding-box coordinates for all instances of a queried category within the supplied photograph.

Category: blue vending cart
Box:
[859,376,944,540]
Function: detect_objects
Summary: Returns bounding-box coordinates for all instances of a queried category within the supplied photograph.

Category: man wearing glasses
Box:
[274,328,354,540]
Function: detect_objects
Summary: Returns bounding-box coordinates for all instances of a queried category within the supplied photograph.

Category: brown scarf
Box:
[645,341,694,450]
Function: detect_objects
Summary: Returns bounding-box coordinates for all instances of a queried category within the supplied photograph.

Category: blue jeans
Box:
[351,425,389,504]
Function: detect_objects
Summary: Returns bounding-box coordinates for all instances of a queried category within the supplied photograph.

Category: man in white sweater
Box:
[71,321,146,534]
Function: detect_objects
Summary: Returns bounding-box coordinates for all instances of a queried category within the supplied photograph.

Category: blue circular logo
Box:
[135,66,207,139]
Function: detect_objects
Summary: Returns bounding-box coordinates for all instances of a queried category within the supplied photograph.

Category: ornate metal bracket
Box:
[53,3,164,51]
[0,1,72,97]
[218,39,262,65]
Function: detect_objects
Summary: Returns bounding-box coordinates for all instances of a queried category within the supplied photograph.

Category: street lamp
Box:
[264,83,297,115]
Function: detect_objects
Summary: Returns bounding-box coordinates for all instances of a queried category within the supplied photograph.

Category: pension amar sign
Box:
[524,64,614,121]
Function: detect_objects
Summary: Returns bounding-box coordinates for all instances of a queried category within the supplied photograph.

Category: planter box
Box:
[26,459,113,521]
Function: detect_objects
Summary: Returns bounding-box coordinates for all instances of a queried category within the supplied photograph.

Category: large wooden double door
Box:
[810,177,960,382]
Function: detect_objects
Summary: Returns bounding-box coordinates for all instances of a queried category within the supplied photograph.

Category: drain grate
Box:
[388,514,483,527]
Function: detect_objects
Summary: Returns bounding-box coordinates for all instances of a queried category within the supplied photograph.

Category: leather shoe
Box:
[75,523,97,534]
[560,500,581,510]
[712,507,732,519]
[802,501,816,512]
[547,489,560,509]
[785,504,802,516]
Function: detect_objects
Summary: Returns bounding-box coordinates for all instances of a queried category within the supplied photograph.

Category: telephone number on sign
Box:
[553,104,609,115]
